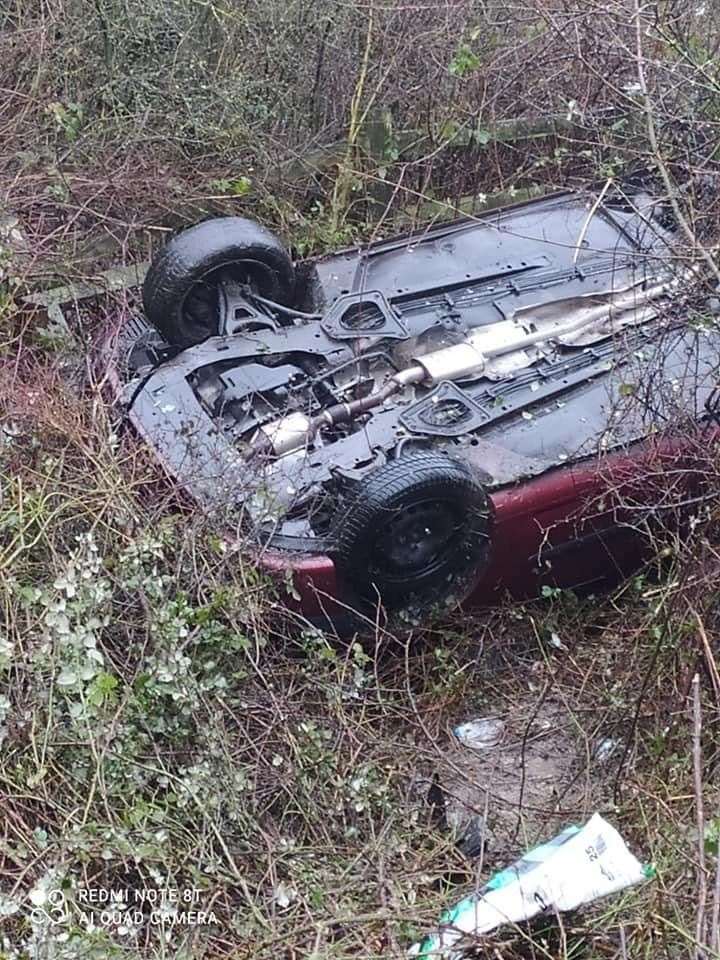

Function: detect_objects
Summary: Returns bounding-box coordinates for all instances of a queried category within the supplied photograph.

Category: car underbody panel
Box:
[109,186,720,622]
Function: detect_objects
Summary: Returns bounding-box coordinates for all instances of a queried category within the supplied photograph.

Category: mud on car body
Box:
[104,185,720,629]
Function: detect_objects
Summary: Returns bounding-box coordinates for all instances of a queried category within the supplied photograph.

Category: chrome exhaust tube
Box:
[249,366,426,457]
[250,273,688,457]
[414,277,676,384]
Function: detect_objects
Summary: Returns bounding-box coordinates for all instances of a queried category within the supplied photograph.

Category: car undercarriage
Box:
[106,185,720,624]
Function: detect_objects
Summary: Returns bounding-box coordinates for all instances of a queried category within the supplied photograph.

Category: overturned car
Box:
[105,185,720,628]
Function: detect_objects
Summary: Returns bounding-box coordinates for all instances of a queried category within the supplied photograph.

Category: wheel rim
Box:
[178,260,278,335]
[371,498,463,581]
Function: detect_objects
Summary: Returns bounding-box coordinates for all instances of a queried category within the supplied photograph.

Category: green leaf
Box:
[210,176,252,196]
[47,101,84,142]
[87,672,119,706]
[16,584,42,606]
[437,119,460,142]
[705,818,720,856]
[449,44,481,78]
[541,585,562,599]
[127,800,153,827]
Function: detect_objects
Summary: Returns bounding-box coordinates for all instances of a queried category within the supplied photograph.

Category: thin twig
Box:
[619,923,628,960]
[692,672,708,959]
[633,0,720,284]
[696,611,720,707]
[711,846,720,958]
[613,609,668,805]
[573,177,613,264]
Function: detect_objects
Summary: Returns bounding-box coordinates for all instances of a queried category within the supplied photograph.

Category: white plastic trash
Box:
[453,718,505,750]
[411,813,651,958]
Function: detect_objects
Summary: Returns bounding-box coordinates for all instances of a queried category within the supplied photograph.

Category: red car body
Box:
[260,434,708,623]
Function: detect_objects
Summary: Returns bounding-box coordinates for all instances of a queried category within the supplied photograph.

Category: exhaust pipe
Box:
[249,274,684,457]
[414,277,675,384]
[249,367,425,457]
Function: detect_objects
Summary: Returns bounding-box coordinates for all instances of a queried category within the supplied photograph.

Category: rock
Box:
[451,811,493,859]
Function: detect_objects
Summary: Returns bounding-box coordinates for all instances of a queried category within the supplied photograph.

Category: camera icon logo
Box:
[29,889,70,925]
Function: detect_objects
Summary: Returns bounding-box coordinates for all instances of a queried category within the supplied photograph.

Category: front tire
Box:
[142,217,295,348]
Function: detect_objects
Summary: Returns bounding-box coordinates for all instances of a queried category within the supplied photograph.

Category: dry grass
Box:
[3,1,720,958]
[2,378,719,959]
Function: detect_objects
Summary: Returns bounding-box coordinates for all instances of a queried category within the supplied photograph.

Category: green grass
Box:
[4,1,720,956]
[1,382,717,957]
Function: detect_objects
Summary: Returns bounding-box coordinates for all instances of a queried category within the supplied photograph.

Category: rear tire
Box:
[332,453,493,616]
[142,217,295,348]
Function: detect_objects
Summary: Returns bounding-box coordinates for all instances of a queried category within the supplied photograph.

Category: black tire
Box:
[142,217,295,348]
[332,453,493,614]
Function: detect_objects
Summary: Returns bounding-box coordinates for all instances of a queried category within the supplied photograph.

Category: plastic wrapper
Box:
[412,813,651,958]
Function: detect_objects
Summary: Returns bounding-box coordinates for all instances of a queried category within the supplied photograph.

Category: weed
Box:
[4,2,720,957]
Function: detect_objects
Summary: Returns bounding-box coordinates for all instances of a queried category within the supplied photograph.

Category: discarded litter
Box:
[453,718,505,750]
[411,812,651,958]
[594,737,622,763]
